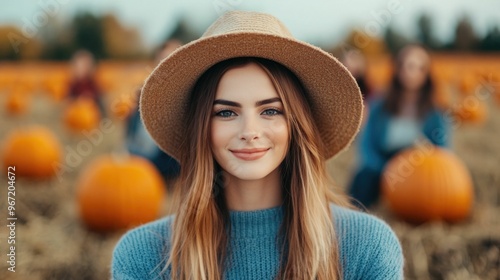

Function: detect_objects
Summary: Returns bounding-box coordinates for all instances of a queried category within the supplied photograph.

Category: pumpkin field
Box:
[0,53,499,279]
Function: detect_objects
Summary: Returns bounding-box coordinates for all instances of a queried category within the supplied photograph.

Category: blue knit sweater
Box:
[111,204,404,279]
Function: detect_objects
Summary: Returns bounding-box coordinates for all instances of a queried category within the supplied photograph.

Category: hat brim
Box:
[140,32,363,162]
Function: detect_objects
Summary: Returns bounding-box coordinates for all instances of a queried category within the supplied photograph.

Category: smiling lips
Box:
[230,148,270,161]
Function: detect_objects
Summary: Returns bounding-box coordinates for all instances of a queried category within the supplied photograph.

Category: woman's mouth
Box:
[230,148,270,161]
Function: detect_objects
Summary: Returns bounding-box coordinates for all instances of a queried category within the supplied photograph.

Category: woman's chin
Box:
[223,165,279,182]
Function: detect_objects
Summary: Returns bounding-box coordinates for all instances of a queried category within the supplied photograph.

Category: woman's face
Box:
[398,47,430,92]
[210,63,289,182]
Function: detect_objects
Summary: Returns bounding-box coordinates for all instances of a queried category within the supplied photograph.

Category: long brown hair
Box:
[384,44,435,118]
[164,57,351,279]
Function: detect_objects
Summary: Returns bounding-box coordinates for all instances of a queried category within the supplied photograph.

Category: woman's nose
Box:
[239,116,260,141]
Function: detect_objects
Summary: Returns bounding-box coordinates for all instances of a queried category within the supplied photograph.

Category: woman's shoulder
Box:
[116,214,174,245]
[111,215,175,279]
[330,204,396,238]
[329,204,404,279]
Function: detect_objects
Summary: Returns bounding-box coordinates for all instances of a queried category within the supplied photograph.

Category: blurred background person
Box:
[125,39,182,185]
[348,44,450,209]
[340,48,372,100]
[340,48,373,126]
[67,49,106,116]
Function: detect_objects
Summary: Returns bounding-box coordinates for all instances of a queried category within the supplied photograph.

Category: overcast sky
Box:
[1,0,499,49]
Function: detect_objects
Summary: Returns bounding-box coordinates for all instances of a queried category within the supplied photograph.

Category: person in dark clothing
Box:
[67,49,106,116]
[125,40,183,183]
[340,49,373,127]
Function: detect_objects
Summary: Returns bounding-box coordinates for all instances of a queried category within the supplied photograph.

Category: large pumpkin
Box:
[381,146,473,223]
[76,155,166,231]
[63,98,101,133]
[1,126,62,179]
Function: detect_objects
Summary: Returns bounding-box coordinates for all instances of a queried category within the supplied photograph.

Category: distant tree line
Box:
[385,14,500,54]
[0,11,498,60]
[0,11,199,61]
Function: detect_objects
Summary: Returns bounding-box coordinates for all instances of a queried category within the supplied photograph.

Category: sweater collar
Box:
[228,204,285,239]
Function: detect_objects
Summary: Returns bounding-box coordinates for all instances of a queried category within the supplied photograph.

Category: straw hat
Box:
[140,10,363,161]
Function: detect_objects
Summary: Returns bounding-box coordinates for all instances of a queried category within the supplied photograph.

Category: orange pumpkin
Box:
[6,91,30,115]
[110,94,136,120]
[1,126,62,179]
[95,66,121,94]
[63,98,101,133]
[453,98,487,124]
[381,146,473,223]
[43,74,69,101]
[459,74,478,95]
[47,83,67,101]
[76,155,166,231]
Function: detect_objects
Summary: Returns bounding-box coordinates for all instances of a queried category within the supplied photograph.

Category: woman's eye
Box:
[262,109,282,116]
[215,110,236,118]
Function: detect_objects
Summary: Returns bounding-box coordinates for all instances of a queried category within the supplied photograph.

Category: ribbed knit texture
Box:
[111,204,404,279]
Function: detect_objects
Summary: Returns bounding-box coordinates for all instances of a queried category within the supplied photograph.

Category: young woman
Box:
[348,44,450,209]
[112,11,403,280]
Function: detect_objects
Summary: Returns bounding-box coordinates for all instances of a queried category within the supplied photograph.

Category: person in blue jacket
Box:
[348,44,450,209]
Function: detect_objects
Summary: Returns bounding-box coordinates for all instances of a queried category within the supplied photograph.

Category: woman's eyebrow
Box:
[213,99,240,107]
[213,97,282,107]
[255,97,282,106]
